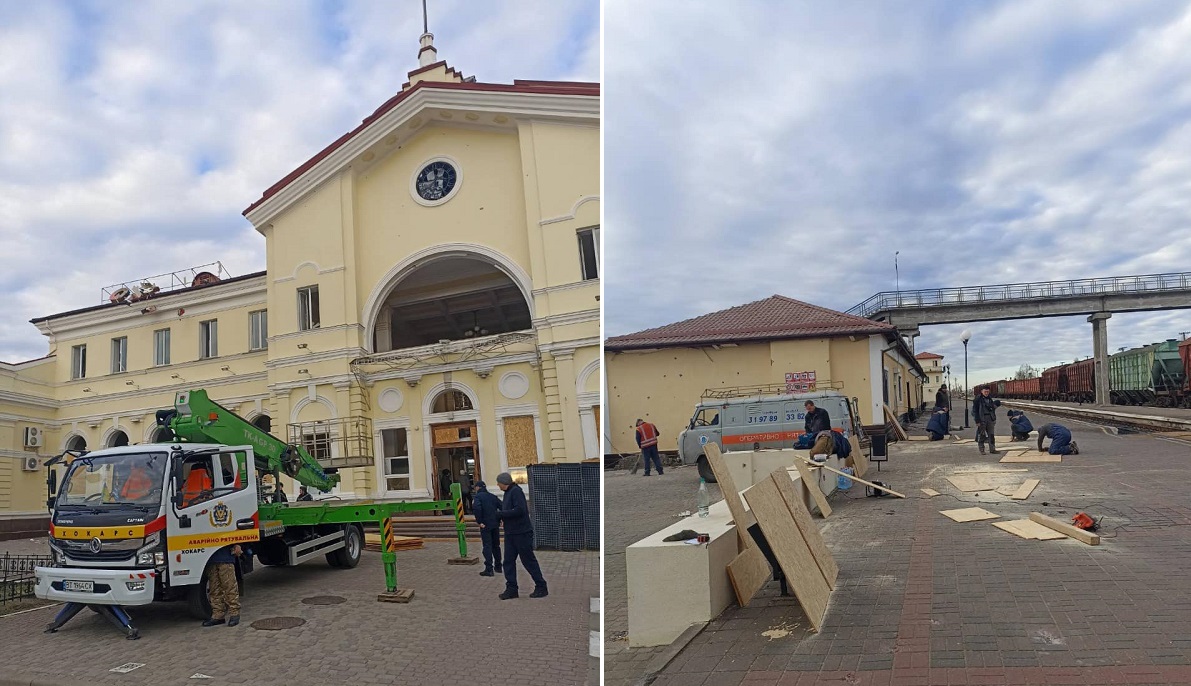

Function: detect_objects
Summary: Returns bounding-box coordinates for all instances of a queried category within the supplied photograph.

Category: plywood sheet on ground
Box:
[727,545,771,607]
[705,443,756,549]
[992,519,1066,540]
[921,488,940,497]
[1001,453,1061,463]
[1010,479,1040,500]
[770,469,838,589]
[793,459,832,518]
[946,475,999,492]
[743,478,831,632]
[939,507,1000,523]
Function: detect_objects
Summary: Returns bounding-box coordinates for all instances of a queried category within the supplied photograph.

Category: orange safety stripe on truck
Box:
[51,516,166,541]
[720,427,846,446]
[166,529,261,551]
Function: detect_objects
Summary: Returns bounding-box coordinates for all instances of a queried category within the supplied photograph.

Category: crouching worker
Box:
[926,407,949,441]
[808,429,852,459]
[203,543,243,627]
[1006,410,1034,441]
[1037,423,1079,455]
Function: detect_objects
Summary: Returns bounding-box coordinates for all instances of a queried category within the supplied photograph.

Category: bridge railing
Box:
[846,272,1191,318]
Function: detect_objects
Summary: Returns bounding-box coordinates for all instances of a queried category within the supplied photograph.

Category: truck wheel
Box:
[697,455,717,483]
[256,539,287,566]
[186,574,212,620]
[327,525,362,569]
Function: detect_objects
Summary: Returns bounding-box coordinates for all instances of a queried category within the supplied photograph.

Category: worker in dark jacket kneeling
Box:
[203,543,242,627]
[472,480,503,577]
[495,472,548,600]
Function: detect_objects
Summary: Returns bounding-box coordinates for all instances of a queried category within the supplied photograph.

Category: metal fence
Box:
[847,271,1191,318]
[0,553,50,605]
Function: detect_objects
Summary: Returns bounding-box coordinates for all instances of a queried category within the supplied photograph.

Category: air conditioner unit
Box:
[23,426,43,448]
[21,456,40,472]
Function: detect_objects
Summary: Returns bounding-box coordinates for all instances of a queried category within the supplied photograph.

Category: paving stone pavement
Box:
[608,412,1191,686]
[0,541,597,686]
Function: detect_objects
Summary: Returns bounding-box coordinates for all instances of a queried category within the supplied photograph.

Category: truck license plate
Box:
[63,580,93,593]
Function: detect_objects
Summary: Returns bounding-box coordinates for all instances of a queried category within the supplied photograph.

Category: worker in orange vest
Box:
[118,463,155,501]
[635,419,663,476]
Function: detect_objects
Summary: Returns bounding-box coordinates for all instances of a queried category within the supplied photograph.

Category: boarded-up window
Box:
[503,415,538,468]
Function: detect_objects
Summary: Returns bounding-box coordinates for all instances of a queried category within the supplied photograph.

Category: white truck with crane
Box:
[35,389,465,639]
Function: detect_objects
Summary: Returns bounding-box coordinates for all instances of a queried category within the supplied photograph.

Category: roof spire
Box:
[418,0,437,67]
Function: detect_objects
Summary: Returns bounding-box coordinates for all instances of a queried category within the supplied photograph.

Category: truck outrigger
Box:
[35,389,466,639]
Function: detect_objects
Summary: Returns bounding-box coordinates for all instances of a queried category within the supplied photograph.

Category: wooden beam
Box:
[797,457,906,498]
[1029,512,1100,545]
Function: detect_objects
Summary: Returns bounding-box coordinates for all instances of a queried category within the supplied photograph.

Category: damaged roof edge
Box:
[30,271,267,324]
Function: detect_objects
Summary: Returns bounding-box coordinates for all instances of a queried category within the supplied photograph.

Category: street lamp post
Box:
[894,251,900,305]
[961,329,972,429]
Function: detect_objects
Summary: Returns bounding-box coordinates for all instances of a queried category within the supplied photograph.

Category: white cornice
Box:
[268,374,358,393]
[540,195,599,226]
[268,323,365,343]
[245,88,599,229]
[0,356,55,371]
[35,278,267,340]
[266,347,367,370]
[355,351,540,383]
[58,371,268,408]
[536,338,600,354]
[531,280,598,297]
[0,390,59,409]
[532,309,599,329]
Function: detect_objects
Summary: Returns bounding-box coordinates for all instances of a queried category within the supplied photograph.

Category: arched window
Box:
[107,430,129,448]
[251,415,272,433]
[150,426,173,443]
[65,435,87,452]
[431,390,473,413]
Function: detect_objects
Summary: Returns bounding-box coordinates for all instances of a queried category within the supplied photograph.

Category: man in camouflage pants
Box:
[202,543,242,627]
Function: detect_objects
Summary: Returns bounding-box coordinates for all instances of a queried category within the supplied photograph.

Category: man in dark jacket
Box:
[472,480,503,577]
[804,401,831,435]
[935,385,949,411]
[1006,410,1034,441]
[495,472,547,600]
[972,387,1001,455]
[459,470,473,514]
[1037,423,1078,455]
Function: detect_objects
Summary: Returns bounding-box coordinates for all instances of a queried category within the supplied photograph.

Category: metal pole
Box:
[381,515,397,592]
[894,251,900,305]
[963,342,970,429]
[451,482,468,558]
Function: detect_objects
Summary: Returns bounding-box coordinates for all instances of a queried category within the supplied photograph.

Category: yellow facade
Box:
[605,335,924,455]
[0,48,599,526]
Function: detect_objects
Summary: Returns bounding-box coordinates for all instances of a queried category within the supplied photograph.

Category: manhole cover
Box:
[301,595,347,606]
[250,616,307,630]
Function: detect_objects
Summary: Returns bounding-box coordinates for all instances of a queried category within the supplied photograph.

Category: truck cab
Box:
[677,391,861,482]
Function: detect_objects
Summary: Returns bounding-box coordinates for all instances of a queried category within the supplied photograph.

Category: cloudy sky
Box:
[0,0,597,362]
[604,1,1191,385]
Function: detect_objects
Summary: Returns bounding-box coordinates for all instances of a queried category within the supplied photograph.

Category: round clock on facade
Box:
[411,158,461,206]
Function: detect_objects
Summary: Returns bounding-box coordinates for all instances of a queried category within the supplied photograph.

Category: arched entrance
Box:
[424,385,481,507]
[363,247,534,353]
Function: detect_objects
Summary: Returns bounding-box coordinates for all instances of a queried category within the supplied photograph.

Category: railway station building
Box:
[603,296,925,456]
[0,37,600,537]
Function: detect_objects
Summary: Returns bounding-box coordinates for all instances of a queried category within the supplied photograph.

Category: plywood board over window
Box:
[504,415,538,468]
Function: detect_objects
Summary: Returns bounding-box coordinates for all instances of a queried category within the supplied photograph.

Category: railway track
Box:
[999,400,1191,444]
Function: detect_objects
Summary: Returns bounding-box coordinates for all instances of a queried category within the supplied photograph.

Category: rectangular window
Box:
[249,310,268,350]
[154,329,171,367]
[302,431,332,462]
[381,428,410,492]
[297,286,320,331]
[199,320,218,359]
[578,227,600,280]
[70,344,87,380]
[110,337,127,374]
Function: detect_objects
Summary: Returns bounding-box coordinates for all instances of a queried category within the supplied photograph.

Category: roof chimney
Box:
[418,32,438,67]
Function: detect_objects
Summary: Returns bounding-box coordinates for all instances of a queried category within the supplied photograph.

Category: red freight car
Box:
[1181,339,1191,399]
[1065,358,1095,403]
[1003,377,1040,399]
[1041,365,1063,400]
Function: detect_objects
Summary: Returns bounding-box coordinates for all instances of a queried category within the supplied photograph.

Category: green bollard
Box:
[447,483,477,564]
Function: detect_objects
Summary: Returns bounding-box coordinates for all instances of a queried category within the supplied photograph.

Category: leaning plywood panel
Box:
[769,469,838,589]
[793,459,832,519]
[743,478,831,632]
[705,443,756,550]
[727,545,771,607]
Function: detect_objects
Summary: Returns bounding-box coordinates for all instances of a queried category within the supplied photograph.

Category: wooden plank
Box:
[848,436,867,479]
[920,488,940,497]
[799,458,906,498]
[946,475,998,492]
[793,459,832,519]
[1000,453,1061,463]
[939,507,1000,523]
[727,545,771,607]
[770,469,838,589]
[992,519,1066,540]
[883,404,909,441]
[704,443,756,550]
[1010,479,1040,500]
[1029,512,1101,545]
[743,478,831,632]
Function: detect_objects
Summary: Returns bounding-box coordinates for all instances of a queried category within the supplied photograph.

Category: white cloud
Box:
[605,0,1191,375]
[0,0,597,361]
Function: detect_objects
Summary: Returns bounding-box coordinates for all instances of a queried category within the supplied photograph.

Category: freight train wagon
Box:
[1002,376,1040,399]
[1108,339,1187,407]
[1038,359,1095,403]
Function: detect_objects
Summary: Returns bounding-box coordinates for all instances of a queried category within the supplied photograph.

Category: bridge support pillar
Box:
[899,327,920,355]
[1088,312,1111,406]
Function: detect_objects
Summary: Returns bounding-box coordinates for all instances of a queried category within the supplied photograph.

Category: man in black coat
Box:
[472,480,503,577]
[495,472,548,600]
[803,401,832,435]
[972,387,1001,455]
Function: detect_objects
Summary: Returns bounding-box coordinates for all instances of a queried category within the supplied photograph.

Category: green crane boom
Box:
[160,389,341,492]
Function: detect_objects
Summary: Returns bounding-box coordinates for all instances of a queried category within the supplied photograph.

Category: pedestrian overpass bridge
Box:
[847,271,1191,405]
